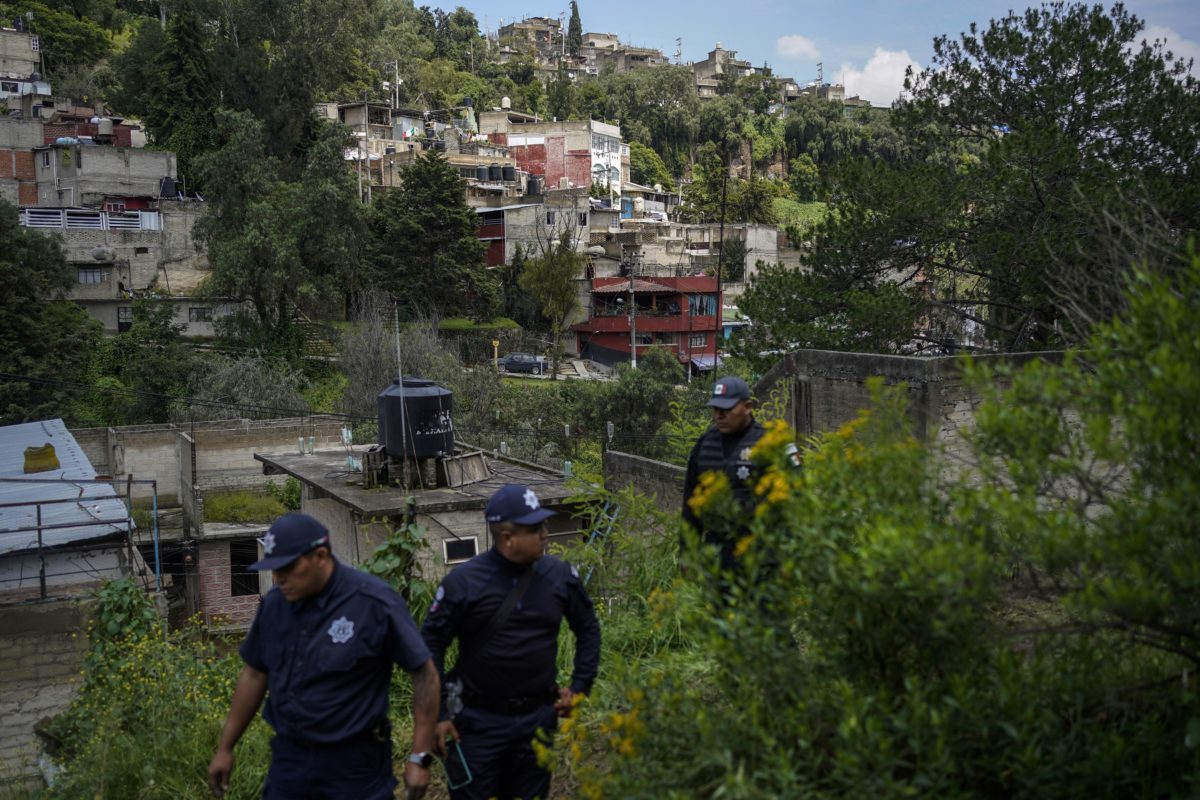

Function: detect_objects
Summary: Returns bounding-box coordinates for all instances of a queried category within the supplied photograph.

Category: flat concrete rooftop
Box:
[255,447,574,518]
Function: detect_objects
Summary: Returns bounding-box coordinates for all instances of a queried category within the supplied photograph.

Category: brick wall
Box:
[0,600,91,786]
[196,539,260,626]
[13,150,33,181]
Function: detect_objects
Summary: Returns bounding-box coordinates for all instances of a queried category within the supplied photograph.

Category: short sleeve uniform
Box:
[241,560,430,743]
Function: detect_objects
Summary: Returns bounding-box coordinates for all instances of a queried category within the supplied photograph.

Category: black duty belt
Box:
[278,719,390,749]
[463,689,558,716]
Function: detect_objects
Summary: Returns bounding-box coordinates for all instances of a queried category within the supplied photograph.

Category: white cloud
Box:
[776,34,820,61]
[1141,25,1200,72]
[839,48,918,106]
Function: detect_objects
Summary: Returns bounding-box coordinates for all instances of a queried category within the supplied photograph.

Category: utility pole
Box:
[714,133,729,385]
[628,252,638,369]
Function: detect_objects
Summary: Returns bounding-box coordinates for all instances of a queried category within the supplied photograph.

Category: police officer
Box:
[207,512,440,800]
[682,376,767,571]
[421,484,601,800]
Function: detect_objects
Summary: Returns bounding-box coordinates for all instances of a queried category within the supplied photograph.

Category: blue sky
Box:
[469,0,1200,104]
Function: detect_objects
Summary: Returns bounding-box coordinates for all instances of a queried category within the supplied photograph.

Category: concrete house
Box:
[479,110,628,194]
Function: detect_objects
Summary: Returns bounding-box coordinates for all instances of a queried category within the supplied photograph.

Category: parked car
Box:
[498,352,548,375]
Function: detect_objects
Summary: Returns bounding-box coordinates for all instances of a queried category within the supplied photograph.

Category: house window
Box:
[690,333,707,348]
[636,333,653,345]
[189,306,212,322]
[578,212,588,227]
[135,246,149,254]
[77,267,103,284]
[42,150,50,167]
[0,81,17,93]
[654,332,678,345]
[229,538,261,596]
[117,306,133,332]
[545,210,556,225]
[444,536,478,564]
[689,293,717,316]
[104,200,125,213]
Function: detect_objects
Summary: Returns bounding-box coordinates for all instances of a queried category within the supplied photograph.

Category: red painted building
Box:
[573,276,722,370]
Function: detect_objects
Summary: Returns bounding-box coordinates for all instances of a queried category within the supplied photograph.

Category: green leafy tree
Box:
[79,299,196,425]
[566,0,582,57]
[519,231,582,380]
[109,1,217,186]
[0,200,101,424]
[546,66,577,121]
[628,141,674,191]
[207,0,379,164]
[371,150,498,320]
[194,112,367,355]
[781,3,1199,354]
[0,1,111,76]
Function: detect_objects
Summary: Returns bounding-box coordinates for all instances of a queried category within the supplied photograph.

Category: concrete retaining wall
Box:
[603,450,687,513]
[0,599,91,787]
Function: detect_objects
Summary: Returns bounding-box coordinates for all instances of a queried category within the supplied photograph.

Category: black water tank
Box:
[529,176,543,195]
[377,378,454,460]
[476,164,488,181]
[488,163,502,181]
[502,164,516,182]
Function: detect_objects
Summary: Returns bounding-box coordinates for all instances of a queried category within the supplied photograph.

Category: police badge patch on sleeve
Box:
[328,616,355,644]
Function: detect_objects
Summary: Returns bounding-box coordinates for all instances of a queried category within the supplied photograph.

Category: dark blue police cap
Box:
[250,512,331,571]
[708,376,751,409]
[485,484,556,526]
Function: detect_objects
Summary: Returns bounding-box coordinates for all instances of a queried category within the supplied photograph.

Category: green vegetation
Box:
[552,250,1200,797]
[741,3,1199,357]
[202,490,286,523]
[44,251,1200,795]
[43,581,269,799]
[0,200,101,426]
[437,317,520,331]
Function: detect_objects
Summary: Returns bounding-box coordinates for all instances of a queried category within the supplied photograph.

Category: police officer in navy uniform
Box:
[682,376,767,571]
[207,512,440,800]
[421,484,601,800]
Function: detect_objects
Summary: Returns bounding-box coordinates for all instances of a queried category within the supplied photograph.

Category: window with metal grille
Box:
[230,539,261,596]
[77,267,103,284]
[689,333,707,348]
[443,536,478,564]
[189,306,212,322]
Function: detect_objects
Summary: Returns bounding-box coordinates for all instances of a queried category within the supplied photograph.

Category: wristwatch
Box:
[408,752,434,768]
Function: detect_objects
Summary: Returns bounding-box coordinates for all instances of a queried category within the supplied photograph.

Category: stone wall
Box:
[0,599,91,788]
[603,450,687,513]
[599,350,1064,511]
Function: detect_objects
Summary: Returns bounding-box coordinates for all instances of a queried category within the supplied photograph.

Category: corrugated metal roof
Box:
[0,419,129,557]
[592,279,676,294]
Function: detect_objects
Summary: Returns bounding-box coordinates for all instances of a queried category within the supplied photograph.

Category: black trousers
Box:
[263,732,395,800]
[451,703,559,800]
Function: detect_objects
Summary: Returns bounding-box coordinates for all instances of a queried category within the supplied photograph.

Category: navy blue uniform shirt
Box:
[422,548,600,704]
[240,559,430,743]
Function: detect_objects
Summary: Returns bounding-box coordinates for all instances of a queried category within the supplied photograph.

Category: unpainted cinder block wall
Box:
[0,600,91,787]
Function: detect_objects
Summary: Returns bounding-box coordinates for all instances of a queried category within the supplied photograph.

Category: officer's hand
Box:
[555,687,579,717]
[402,761,430,800]
[207,747,233,796]
[433,719,459,757]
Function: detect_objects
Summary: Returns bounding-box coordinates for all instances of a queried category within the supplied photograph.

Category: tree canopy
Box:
[0,200,100,424]
[744,2,1200,357]
[371,150,498,321]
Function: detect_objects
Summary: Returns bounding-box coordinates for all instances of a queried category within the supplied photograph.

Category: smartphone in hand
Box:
[442,738,472,789]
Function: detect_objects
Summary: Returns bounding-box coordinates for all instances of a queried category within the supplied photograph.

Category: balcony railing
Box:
[19,208,162,231]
